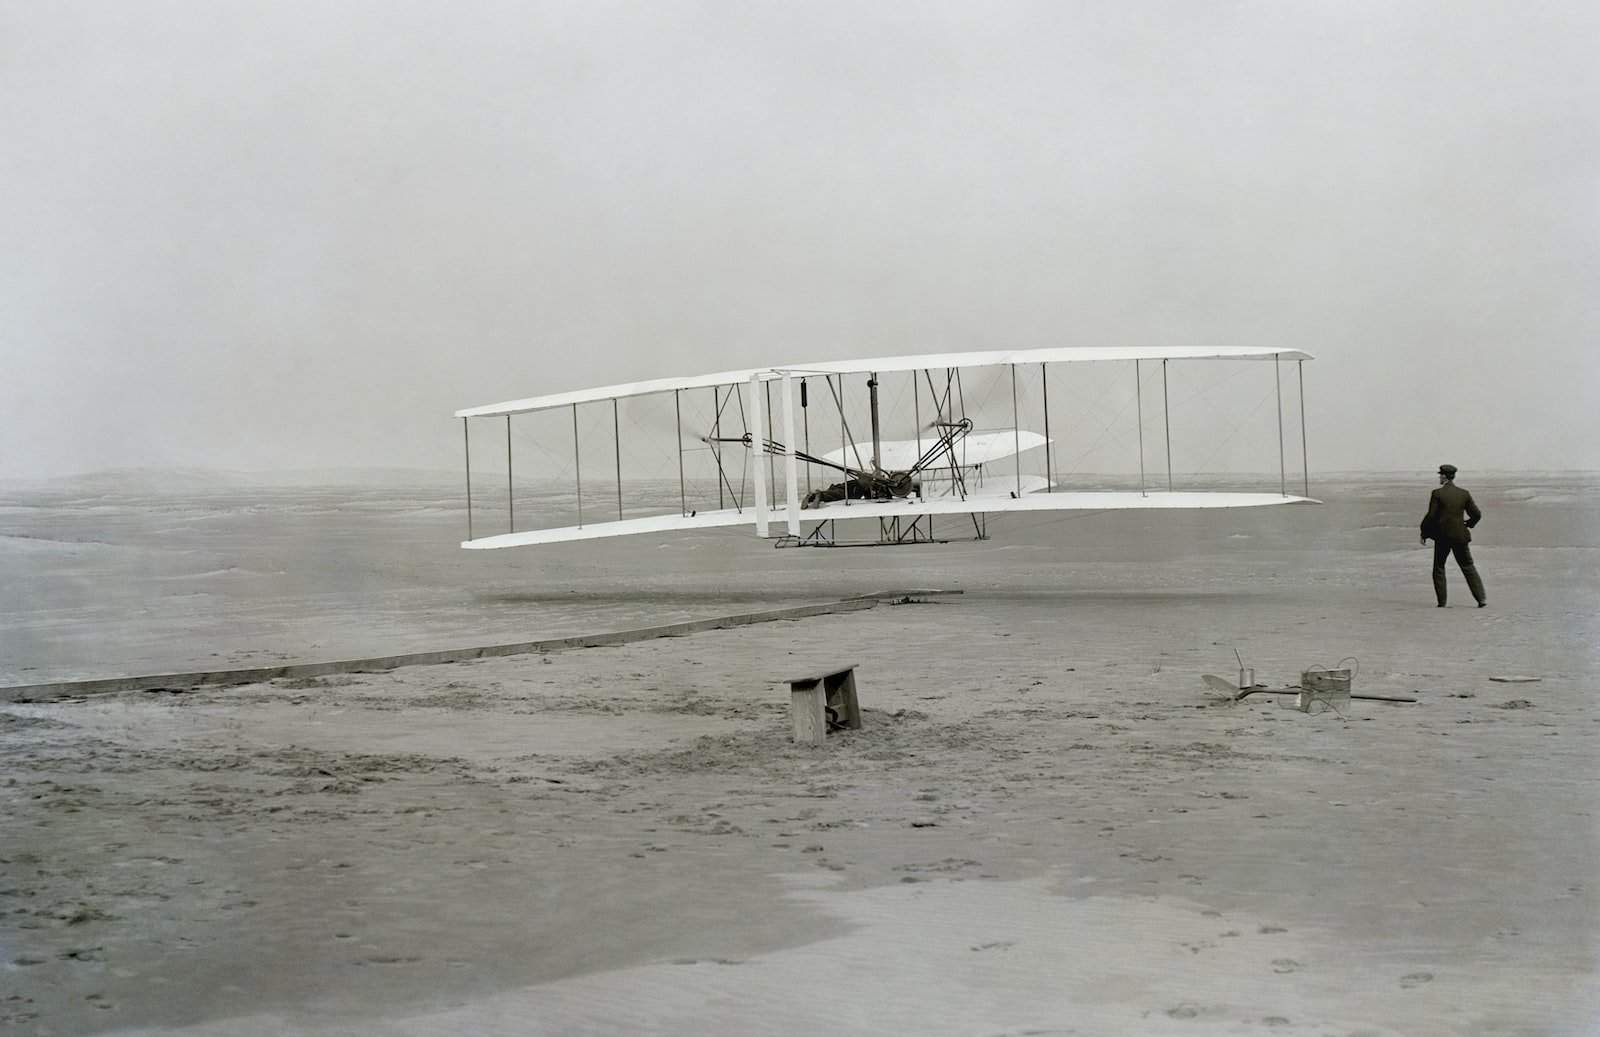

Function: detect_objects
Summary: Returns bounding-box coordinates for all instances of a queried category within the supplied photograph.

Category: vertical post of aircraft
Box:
[1041,362,1053,494]
[1135,360,1146,497]
[613,400,623,520]
[781,371,800,536]
[836,376,849,508]
[462,418,473,541]
[1274,353,1286,497]
[751,372,768,536]
[674,388,686,516]
[1162,360,1173,492]
[1010,364,1022,496]
[571,403,583,528]
[1298,360,1310,498]
[867,373,881,473]
[801,378,811,494]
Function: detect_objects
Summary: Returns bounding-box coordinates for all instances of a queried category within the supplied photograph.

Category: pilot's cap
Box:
[1438,464,1458,477]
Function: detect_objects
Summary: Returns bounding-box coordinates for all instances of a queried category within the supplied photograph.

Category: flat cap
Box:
[1438,464,1458,477]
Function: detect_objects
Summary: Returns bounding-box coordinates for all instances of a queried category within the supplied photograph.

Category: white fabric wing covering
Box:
[463,492,1319,549]
[456,346,1313,419]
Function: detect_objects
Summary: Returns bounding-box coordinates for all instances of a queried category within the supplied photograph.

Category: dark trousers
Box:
[1432,539,1486,606]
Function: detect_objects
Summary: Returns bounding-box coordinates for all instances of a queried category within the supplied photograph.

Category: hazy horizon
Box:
[3,462,1595,494]
[5,2,1596,479]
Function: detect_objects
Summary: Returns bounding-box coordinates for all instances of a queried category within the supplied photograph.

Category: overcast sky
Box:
[3,0,1595,479]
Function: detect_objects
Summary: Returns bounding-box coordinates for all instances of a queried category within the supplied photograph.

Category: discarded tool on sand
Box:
[1201,672,1416,706]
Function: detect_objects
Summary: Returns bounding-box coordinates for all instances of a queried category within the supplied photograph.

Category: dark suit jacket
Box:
[1422,482,1482,543]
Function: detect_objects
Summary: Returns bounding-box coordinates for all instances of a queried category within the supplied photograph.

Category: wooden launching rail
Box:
[0,597,901,704]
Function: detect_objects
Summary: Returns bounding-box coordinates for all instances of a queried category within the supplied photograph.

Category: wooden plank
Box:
[777,663,859,687]
[791,685,827,746]
[828,668,862,730]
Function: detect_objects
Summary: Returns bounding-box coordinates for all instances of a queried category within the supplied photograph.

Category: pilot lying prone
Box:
[801,471,919,509]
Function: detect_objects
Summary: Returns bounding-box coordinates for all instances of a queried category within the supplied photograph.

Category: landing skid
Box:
[774,512,989,548]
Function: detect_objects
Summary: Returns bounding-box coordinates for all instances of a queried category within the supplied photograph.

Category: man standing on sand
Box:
[1421,464,1487,608]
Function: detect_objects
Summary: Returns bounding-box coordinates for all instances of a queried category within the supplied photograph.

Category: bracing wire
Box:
[1182,383,1279,478]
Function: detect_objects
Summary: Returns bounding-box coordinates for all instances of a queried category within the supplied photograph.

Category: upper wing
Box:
[456,346,1314,419]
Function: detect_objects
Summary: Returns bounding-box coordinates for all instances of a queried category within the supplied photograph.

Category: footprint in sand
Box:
[58,947,104,962]
[1399,971,1434,988]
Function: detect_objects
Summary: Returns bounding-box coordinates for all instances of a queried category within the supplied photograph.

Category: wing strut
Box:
[572,403,583,528]
[1010,364,1022,496]
[463,417,473,540]
[1275,353,1286,497]
[1135,360,1146,498]
[764,380,776,505]
[1298,360,1310,498]
[675,389,687,516]
[1162,359,1173,492]
[913,370,922,473]
[836,376,849,507]
[780,372,800,535]
[751,373,768,536]
[612,400,623,520]
[868,372,882,471]
[1041,362,1053,493]
[801,379,812,493]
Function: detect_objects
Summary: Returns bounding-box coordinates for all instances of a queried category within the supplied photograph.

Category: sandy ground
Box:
[3,559,1597,1036]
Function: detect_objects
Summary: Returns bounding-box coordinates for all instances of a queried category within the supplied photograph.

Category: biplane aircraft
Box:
[455,346,1317,550]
